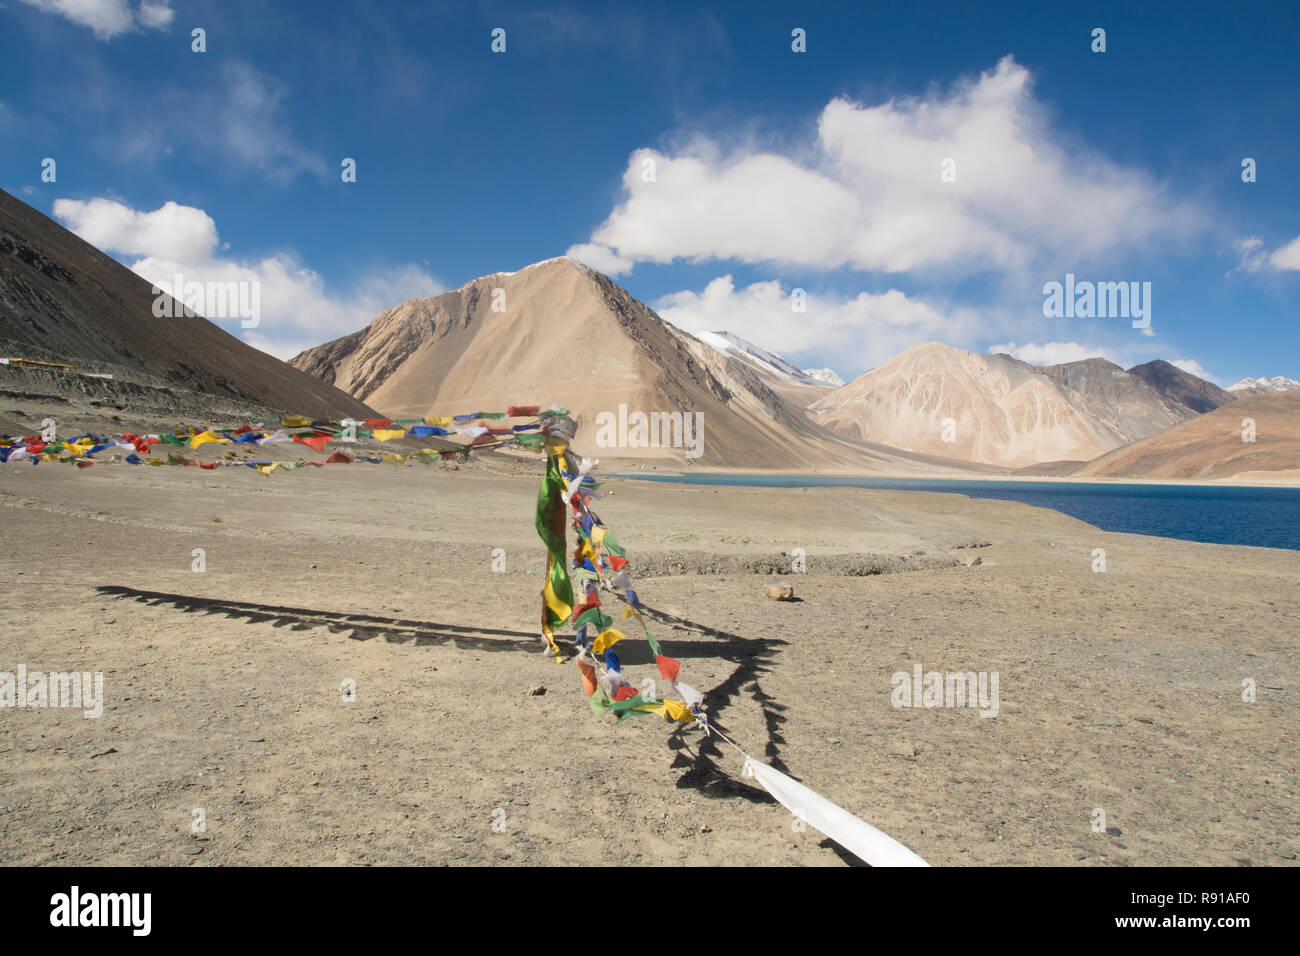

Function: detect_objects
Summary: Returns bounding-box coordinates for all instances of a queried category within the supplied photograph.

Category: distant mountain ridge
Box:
[289,257,964,471]
[809,343,1231,468]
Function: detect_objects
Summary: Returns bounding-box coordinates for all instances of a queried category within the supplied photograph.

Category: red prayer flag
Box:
[293,434,330,453]
[608,554,629,571]
[199,462,217,470]
[364,418,393,428]
[613,685,639,702]
[578,660,598,697]
[507,405,540,417]
[324,450,353,464]
[656,656,681,681]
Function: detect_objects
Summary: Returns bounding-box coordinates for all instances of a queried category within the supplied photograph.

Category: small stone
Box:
[763,585,795,601]
[246,737,265,743]
[1134,716,1154,724]
[528,685,547,696]
[182,845,204,855]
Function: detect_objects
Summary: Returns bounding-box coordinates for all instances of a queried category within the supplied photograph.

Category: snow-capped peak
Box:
[1227,375,1300,394]
[802,367,845,387]
[694,331,833,386]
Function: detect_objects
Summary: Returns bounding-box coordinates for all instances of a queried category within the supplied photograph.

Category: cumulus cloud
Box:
[1266,235,1300,271]
[566,242,634,276]
[54,197,218,262]
[655,275,978,374]
[53,197,442,359]
[1232,234,1300,273]
[18,0,172,40]
[577,56,1197,279]
[1169,358,1221,383]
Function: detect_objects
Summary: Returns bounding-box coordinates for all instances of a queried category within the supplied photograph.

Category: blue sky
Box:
[2,0,1297,385]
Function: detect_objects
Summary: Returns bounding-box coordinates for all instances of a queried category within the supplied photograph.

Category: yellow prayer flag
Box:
[425,416,453,426]
[592,627,625,654]
[620,605,643,625]
[381,453,409,466]
[190,429,232,449]
[281,415,312,427]
[591,526,607,548]
[256,463,280,476]
[373,429,406,441]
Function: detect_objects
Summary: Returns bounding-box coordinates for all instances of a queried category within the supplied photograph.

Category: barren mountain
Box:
[1126,359,1236,413]
[0,188,375,422]
[1075,390,1300,480]
[810,343,1214,468]
[289,258,982,472]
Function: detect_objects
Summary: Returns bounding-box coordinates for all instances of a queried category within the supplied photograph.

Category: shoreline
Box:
[606,468,1300,490]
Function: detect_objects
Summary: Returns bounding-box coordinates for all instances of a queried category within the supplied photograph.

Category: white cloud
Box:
[579,56,1197,279]
[18,0,172,40]
[1232,234,1300,273]
[1169,358,1221,384]
[566,242,634,275]
[1268,235,1300,271]
[53,196,443,358]
[655,275,977,373]
[216,62,328,183]
[988,341,1118,366]
[136,1,171,29]
[53,197,219,262]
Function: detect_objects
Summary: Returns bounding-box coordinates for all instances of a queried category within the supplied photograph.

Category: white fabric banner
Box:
[742,757,929,867]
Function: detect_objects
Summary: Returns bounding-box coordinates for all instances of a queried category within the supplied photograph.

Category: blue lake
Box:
[613,474,1300,551]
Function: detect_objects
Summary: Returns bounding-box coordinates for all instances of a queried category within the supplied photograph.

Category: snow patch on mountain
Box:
[802,367,845,387]
[1227,376,1300,394]
[694,330,831,387]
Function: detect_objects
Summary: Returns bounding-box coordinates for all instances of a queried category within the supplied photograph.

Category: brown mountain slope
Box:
[1125,359,1236,414]
[1075,390,1300,479]
[811,343,1207,468]
[289,258,986,472]
[0,188,376,421]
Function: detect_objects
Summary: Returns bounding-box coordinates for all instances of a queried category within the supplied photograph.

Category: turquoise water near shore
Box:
[614,474,1300,551]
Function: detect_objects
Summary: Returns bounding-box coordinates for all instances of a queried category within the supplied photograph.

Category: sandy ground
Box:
[0,458,1296,867]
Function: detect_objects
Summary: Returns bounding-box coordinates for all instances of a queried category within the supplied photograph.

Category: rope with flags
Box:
[534,416,702,722]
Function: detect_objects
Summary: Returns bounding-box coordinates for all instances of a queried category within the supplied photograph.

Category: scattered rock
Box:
[528,685,547,696]
[246,737,265,743]
[1134,715,1154,724]
[763,585,795,601]
[89,747,118,759]
[182,845,204,856]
